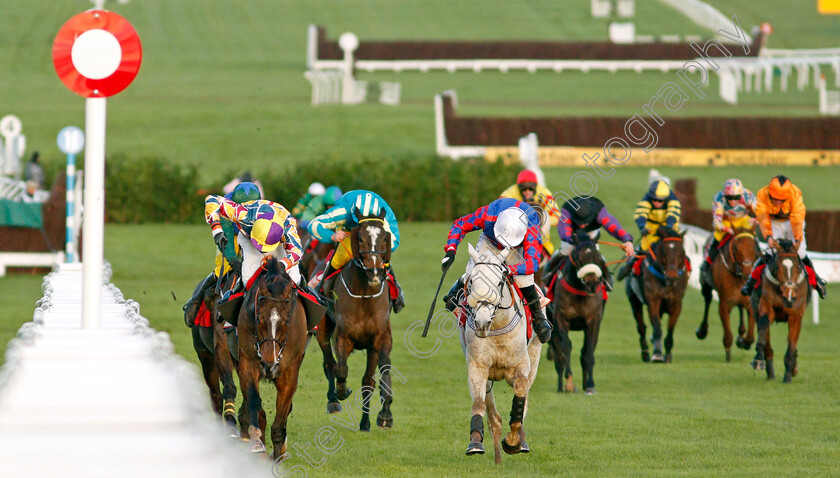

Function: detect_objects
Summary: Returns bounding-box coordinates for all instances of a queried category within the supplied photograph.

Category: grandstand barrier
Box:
[0,262,274,478]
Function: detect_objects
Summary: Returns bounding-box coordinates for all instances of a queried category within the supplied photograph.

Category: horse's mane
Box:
[776,239,796,254]
[474,238,506,264]
[264,257,292,297]
[658,225,681,239]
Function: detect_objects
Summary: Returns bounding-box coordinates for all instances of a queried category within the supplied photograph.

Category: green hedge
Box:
[102,154,520,223]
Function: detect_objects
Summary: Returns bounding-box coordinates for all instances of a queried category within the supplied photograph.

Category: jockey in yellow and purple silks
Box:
[701,178,756,274]
[182,181,261,327]
[306,190,405,313]
[206,194,303,302]
[500,169,561,256]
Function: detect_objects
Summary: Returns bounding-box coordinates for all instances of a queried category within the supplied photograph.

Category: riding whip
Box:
[423,268,449,337]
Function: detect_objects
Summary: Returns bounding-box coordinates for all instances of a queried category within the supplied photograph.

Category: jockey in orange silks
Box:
[741,175,827,299]
[440,198,553,343]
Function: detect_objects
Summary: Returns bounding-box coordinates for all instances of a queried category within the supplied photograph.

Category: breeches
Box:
[238,233,301,286]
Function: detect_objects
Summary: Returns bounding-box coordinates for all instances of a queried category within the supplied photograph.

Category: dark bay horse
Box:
[546,231,607,394]
[189,271,245,437]
[237,257,309,458]
[696,228,759,361]
[750,240,811,383]
[625,226,689,363]
[316,208,395,431]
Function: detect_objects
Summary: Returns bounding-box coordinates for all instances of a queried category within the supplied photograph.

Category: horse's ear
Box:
[680,229,687,239]
[468,243,481,263]
[498,247,510,263]
[354,208,364,221]
[378,207,386,220]
[350,227,360,260]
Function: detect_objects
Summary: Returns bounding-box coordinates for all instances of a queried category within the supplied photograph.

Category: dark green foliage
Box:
[104,154,203,224]
[103,154,519,223]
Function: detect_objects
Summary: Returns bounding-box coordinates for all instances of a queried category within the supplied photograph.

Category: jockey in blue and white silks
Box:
[440,198,553,343]
[307,190,404,313]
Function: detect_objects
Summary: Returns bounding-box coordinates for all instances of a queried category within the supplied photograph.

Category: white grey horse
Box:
[458,238,542,464]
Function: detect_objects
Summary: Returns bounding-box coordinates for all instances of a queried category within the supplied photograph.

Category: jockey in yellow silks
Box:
[617,180,682,281]
[500,169,561,256]
[306,190,405,313]
[182,182,261,327]
[700,178,756,274]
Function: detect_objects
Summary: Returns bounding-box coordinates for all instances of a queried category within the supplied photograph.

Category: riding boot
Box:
[701,239,720,275]
[442,277,465,312]
[802,255,828,299]
[218,273,243,305]
[616,255,637,282]
[183,273,216,327]
[521,285,552,344]
[317,263,338,299]
[387,264,405,313]
[740,252,769,296]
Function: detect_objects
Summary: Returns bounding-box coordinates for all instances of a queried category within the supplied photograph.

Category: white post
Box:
[66,153,76,262]
[339,32,359,104]
[812,290,820,324]
[518,133,545,185]
[82,97,106,329]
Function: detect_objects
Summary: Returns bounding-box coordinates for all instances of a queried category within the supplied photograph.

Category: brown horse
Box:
[546,231,607,394]
[237,257,309,458]
[696,229,759,361]
[316,208,395,431]
[625,225,689,363]
[188,272,246,438]
[750,240,811,383]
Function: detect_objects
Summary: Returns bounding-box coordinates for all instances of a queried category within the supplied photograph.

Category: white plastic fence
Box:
[716,55,840,104]
[0,262,273,478]
[657,0,752,45]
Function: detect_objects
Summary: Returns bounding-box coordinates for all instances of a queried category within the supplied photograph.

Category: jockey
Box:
[292,182,326,220]
[741,175,827,299]
[206,193,304,304]
[499,169,561,256]
[297,186,343,230]
[701,179,757,275]
[306,190,405,313]
[617,180,681,281]
[546,196,634,287]
[182,181,262,327]
[440,198,553,344]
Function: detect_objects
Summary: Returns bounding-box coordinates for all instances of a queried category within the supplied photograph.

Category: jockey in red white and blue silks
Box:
[205,196,303,290]
[440,197,553,343]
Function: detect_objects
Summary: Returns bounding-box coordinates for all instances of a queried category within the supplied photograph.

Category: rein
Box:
[254,287,298,363]
[763,252,806,288]
[722,232,755,277]
[345,216,389,297]
[463,260,523,336]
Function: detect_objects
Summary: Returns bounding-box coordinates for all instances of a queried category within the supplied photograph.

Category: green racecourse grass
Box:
[2,167,840,476]
[0,1,837,182]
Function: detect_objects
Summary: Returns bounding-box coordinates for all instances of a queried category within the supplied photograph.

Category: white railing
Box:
[657,0,752,45]
[819,74,840,115]
[715,56,840,104]
[0,262,273,477]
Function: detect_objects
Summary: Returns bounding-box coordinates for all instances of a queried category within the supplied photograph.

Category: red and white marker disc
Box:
[52,10,142,98]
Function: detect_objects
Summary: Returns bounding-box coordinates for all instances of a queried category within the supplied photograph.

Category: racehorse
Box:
[750,239,811,383]
[188,272,245,438]
[695,228,759,361]
[236,257,308,458]
[546,230,607,394]
[460,237,541,464]
[625,225,689,363]
[315,208,395,431]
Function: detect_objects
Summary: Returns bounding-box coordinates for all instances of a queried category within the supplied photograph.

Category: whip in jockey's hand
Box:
[214,232,228,254]
[441,250,456,272]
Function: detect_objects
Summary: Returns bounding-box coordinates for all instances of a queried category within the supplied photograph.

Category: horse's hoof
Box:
[501,437,521,455]
[651,352,665,363]
[641,350,651,362]
[736,337,746,349]
[376,414,394,429]
[751,359,765,371]
[783,373,792,383]
[336,387,352,401]
[326,402,342,414]
[695,327,707,340]
[225,423,240,439]
[249,439,266,454]
[665,353,672,363]
[726,350,731,362]
[359,421,370,432]
[519,441,530,453]
[466,442,485,455]
[585,388,596,395]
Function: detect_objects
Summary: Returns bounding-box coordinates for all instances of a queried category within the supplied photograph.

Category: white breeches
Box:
[769,219,807,258]
[238,233,301,286]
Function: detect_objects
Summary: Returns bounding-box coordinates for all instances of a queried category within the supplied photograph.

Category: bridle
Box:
[647,236,686,279]
[352,217,389,274]
[253,285,298,363]
[721,232,757,278]
[765,251,806,291]
[465,261,519,321]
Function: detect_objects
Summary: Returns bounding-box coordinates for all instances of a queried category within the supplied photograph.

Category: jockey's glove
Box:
[441,250,456,272]
[214,232,228,253]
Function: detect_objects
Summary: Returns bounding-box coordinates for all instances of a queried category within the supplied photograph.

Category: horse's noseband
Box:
[254,289,297,363]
